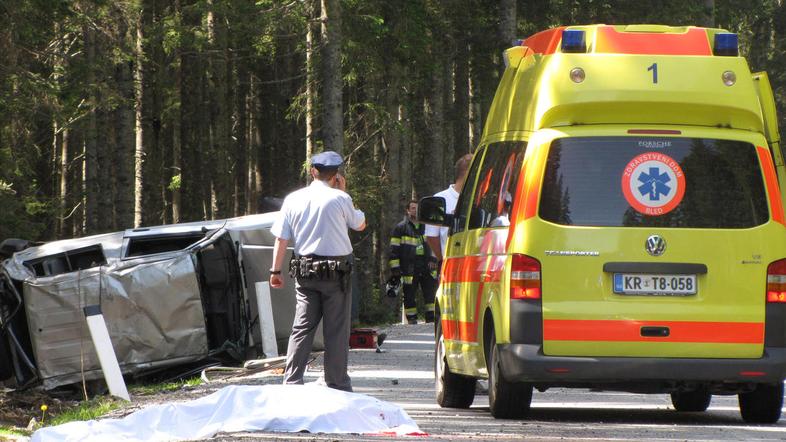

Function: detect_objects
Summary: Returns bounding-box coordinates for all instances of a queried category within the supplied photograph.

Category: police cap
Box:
[311,151,344,171]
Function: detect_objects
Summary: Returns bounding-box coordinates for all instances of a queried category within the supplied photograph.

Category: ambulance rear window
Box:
[539,137,769,228]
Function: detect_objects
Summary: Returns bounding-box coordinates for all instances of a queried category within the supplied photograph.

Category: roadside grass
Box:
[0,426,31,438]
[48,397,122,427]
[0,376,204,435]
[128,376,202,395]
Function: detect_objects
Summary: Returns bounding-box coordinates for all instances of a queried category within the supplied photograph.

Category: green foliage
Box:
[47,397,122,427]
[0,426,31,437]
[129,376,202,395]
[168,174,182,191]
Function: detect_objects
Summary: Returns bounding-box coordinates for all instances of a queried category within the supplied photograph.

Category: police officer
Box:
[269,151,366,392]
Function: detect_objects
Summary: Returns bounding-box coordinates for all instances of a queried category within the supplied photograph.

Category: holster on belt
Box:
[289,255,352,280]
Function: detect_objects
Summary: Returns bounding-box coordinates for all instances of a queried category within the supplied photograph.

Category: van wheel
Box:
[670,389,711,412]
[435,318,476,408]
[488,334,532,419]
[739,383,784,424]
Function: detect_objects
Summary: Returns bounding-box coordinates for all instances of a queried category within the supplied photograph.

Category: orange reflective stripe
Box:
[441,256,485,283]
[595,26,712,56]
[522,27,565,55]
[544,319,764,344]
[441,254,507,343]
[442,318,459,340]
[756,145,785,226]
[450,321,476,342]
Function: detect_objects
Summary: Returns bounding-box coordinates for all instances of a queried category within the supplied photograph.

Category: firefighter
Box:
[388,200,438,324]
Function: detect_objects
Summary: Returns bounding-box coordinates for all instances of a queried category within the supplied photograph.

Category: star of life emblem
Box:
[621,152,686,216]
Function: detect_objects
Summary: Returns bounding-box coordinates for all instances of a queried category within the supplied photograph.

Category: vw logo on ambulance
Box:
[621,152,685,216]
[645,234,667,256]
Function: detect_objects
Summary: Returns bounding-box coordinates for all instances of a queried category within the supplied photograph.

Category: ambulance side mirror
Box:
[417,196,452,226]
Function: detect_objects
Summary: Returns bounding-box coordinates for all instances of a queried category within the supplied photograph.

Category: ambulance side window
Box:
[468,142,526,230]
[452,147,485,235]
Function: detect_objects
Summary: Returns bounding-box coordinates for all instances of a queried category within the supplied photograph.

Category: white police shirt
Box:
[271,180,365,256]
[424,184,460,257]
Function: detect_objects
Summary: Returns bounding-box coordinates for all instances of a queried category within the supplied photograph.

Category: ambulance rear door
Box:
[533,128,785,360]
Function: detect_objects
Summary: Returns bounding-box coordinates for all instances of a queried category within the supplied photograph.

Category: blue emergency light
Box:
[561,29,587,53]
[713,33,738,56]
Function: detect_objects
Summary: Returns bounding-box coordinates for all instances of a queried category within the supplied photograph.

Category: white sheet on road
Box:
[31,384,422,442]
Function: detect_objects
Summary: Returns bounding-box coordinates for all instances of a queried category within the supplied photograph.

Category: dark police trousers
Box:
[283,257,352,392]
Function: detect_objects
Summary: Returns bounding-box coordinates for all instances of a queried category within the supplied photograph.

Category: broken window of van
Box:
[540,137,768,228]
[124,232,207,258]
[24,245,107,277]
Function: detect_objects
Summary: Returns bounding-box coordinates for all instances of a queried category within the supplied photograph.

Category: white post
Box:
[254,282,279,358]
[83,305,130,401]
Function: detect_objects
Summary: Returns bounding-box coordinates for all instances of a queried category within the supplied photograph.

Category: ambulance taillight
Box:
[510,254,541,299]
[766,258,786,303]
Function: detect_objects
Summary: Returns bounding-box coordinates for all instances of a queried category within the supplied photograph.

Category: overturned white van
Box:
[0,213,312,390]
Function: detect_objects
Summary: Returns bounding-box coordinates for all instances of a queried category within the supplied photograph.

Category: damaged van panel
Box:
[0,213,312,390]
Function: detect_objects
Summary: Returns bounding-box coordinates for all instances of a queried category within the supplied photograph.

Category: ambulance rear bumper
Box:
[497,344,786,384]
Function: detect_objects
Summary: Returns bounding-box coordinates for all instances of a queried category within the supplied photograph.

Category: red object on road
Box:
[349,328,378,349]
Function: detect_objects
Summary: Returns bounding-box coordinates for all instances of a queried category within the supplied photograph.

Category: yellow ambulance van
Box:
[419,24,786,422]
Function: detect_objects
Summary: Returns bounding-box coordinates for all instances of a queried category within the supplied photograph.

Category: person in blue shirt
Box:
[269,151,366,392]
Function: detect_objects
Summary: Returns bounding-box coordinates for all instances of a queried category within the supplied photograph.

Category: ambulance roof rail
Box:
[512,25,741,57]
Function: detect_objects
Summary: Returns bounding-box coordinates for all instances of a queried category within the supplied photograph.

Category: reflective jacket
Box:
[388,217,436,283]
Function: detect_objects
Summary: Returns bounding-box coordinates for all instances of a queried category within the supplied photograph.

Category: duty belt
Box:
[289,254,352,280]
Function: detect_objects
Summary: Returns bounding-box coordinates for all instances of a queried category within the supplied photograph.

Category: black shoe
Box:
[407,318,417,325]
[425,312,435,323]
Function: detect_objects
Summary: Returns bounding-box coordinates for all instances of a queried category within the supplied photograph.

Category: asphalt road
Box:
[217,322,786,441]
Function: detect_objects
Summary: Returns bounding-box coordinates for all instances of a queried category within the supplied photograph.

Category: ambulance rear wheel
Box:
[670,388,711,412]
[738,382,784,423]
[488,334,532,419]
[435,319,476,408]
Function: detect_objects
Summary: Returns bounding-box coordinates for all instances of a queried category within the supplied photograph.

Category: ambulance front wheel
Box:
[435,318,476,408]
[738,382,784,424]
[488,333,533,419]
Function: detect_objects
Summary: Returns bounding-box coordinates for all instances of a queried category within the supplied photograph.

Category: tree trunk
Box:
[453,38,470,156]
[70,129,84,237]
[207,0,232,218]
[234,56,249,217]
[498,0,516,77]
[702,0,715,28]
[57,127,68,238]
[381,93,403,280]
[306,0,316,162]
[424,68,446,192]
[170,0,183,223]
[83,22,99,233]
[320,0,343,153]
[247,74,260,214]
[179,0,204,221]
[133,3,149,227]
[96,100,113,231]
[113,11,135,230]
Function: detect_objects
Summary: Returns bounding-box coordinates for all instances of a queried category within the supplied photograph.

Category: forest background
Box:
[1,0,784,323]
